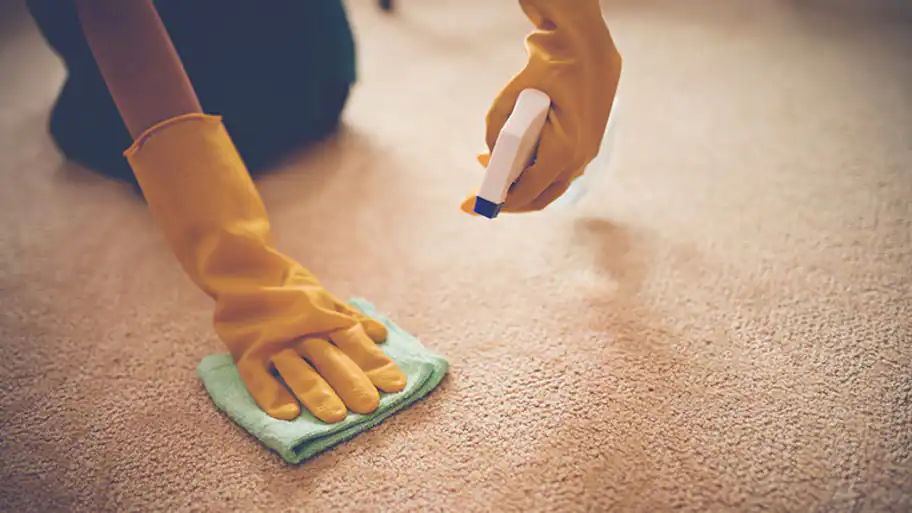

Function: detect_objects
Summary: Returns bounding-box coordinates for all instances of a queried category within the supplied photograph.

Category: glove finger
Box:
[359,318,388,343]
[297,337,380,415]
[237,358,300,421]
[502,121,567,210]
[330,324,407,394]
[505,178,573,213]
[460,189,483,216]
[332,302,389,342]
[477,152,491,167]
[272,348,347,423]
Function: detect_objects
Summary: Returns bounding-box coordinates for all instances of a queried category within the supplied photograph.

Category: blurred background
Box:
[1,1,910,512]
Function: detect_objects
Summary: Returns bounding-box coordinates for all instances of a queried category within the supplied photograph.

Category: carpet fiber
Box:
[1,0,910,511]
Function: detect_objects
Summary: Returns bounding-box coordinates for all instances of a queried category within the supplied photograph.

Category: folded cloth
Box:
[196,298,449,464]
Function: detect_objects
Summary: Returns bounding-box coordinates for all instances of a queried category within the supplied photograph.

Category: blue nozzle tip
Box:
[473,197,503,219]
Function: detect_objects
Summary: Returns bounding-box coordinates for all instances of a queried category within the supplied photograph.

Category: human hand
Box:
[125,114,406,423]
[462,0,622,214]
[225,275,409,423]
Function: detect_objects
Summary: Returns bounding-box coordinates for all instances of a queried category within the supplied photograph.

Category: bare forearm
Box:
[74,0,201,139]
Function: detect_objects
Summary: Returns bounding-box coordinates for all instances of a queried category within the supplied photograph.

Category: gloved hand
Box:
[462,0,622,214]
[125,113,407,422]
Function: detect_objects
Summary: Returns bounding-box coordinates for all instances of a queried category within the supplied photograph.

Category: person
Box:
[49,0,622,422]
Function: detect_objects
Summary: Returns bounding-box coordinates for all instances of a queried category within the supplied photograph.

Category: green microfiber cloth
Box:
[195,298,449,464]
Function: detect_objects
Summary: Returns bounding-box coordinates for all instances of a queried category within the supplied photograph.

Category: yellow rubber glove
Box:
[124,113,407,422]
[462,0,622,214]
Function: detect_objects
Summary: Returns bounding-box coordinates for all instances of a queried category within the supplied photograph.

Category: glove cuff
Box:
[123,113,281,294]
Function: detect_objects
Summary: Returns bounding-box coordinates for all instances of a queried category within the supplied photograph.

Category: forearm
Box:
[74,0,201,139]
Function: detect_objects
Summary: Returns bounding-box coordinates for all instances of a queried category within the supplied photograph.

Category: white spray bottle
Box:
[471,88,620,218]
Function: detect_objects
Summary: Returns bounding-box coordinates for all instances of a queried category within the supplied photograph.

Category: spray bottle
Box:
[471,88,620,218]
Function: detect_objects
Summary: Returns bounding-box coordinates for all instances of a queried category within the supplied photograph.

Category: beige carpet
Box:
[1,0,910,511]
